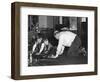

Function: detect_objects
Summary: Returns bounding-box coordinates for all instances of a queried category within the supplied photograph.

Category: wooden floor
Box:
[29,54,87,66]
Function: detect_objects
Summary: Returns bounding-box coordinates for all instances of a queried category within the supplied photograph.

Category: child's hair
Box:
[34,33,43,43]
[44,39,48,42]
[42,36,48,41]
[37,33,43,39]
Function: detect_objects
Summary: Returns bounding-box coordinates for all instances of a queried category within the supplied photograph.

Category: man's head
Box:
[54,31,60,40]
[54,24,67,40]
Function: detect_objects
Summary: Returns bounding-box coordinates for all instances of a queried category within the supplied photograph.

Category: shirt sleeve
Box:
[56,36,64,55]
[39,43,45,54]
[32,43,37,53]
[60,46,65,54]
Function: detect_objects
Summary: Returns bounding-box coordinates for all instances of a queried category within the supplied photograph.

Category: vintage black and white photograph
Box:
[11,2,97,79]
[28,15,88,66]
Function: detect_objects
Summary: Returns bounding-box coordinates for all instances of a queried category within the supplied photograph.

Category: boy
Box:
[39,38,55,58]
[29,35,43,64]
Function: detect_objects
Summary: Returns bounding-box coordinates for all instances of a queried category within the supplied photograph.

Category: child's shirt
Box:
[40,43,52,55]
[32,42,42,53]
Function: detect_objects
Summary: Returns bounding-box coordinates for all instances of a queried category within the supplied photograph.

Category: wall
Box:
[69,17,77,30]
[0,0,100,82]
[39,16,47,28]
[39,16,54,28]
[47,16,53,28]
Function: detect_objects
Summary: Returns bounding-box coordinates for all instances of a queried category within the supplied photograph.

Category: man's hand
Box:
[50,54,59,58]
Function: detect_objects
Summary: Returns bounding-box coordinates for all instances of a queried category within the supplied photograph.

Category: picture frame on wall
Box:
[11,2,98,80]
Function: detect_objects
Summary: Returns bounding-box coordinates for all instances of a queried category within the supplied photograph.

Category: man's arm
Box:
[60,46,65,55]
[51,37,63,58]
[56,36,64,56]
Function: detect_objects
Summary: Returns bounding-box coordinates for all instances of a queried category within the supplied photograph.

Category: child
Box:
[40,38,57,58]
[29,35,43,65]
[32,38,53,59]
[40,39,52,57]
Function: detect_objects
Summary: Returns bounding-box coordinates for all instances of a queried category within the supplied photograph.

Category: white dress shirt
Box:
[56,31,76,55]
